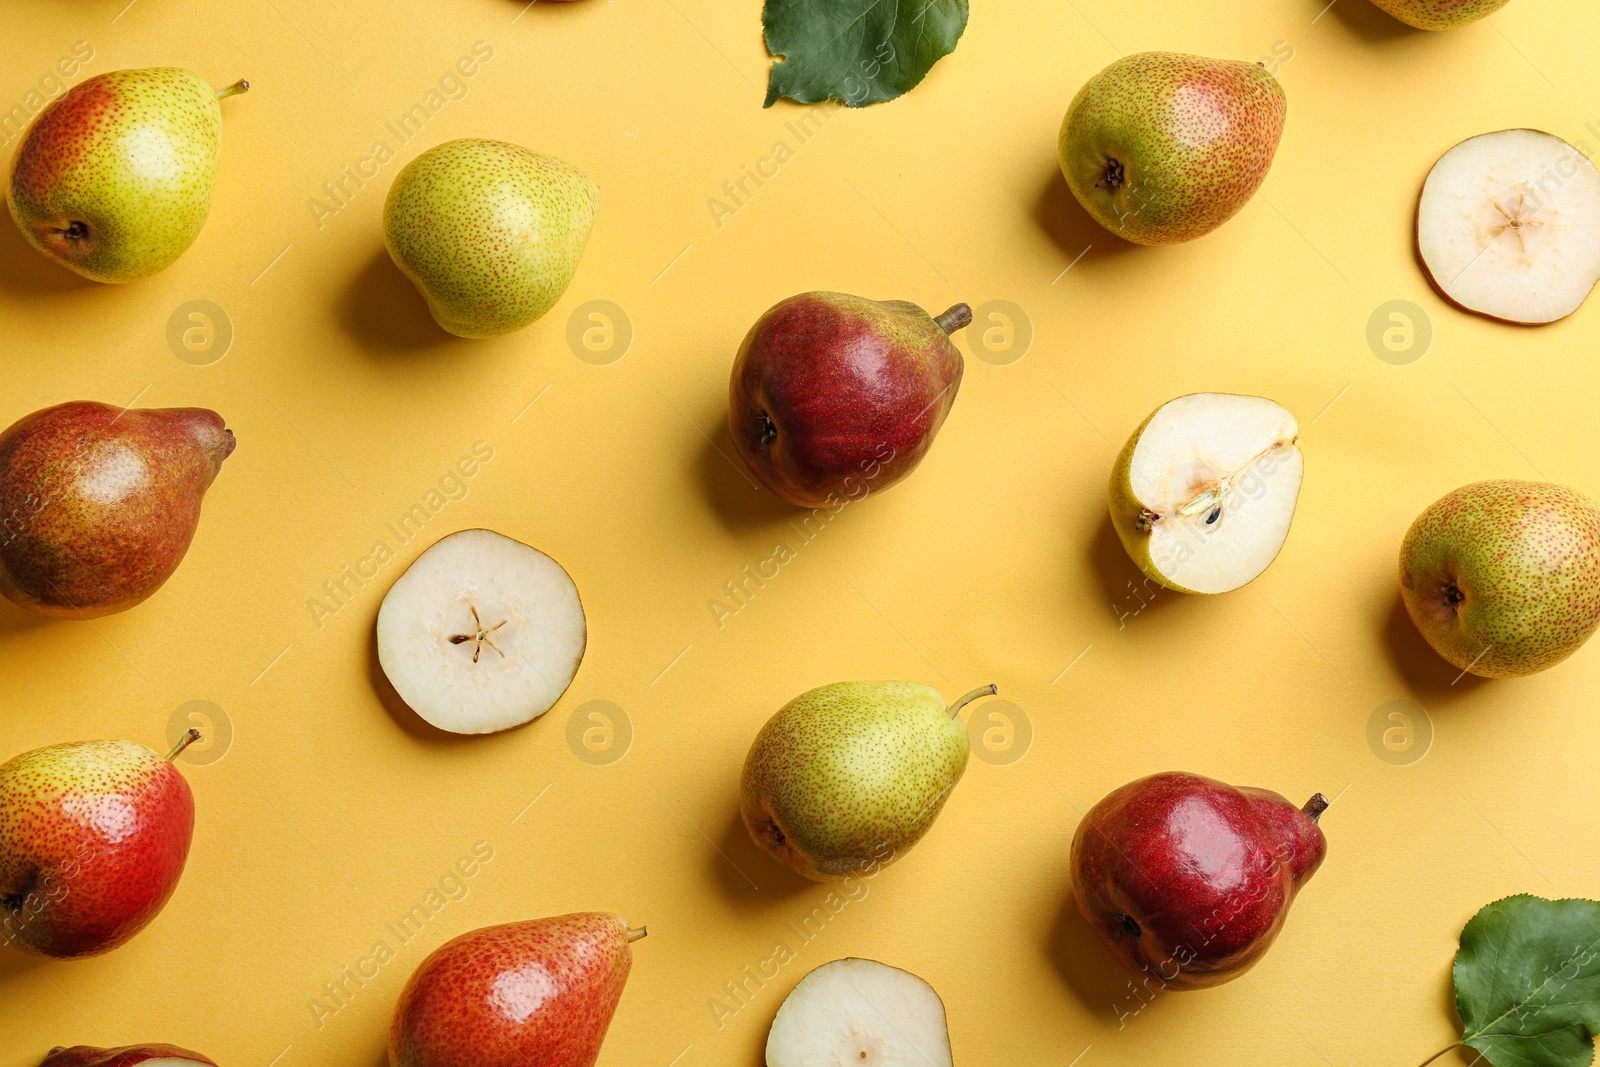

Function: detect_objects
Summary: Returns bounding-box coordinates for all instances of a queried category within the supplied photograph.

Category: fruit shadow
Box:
[695,417,800,534]
[1087,515,1185,626]
[0,214,93,298]
[1032,167,1138,267]
[1047,888,1146,1023]
[339,246,457,356]
[0,598,52,639]
[1381,594,1489,705]
[709,807,819,911]
[1312,0,1418,41]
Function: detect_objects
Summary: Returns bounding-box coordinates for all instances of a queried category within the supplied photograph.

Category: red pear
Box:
[389,913,645,1067]
[1071,771,1328,989]
[0,734,199,959]
[0,401,235,618]
[40,1046,216,1067]
[728,292,971,508]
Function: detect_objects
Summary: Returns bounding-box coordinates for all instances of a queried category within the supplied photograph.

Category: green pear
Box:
[739,681,996,881]
[382,138,598,338]
[8,68,248,283]
[1368,0,1510,30]
[1400,481,1600,678]
[1058,53,1286,245]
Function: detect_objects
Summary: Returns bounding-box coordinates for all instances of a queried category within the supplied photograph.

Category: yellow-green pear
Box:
[1368,0,1510,30]
[7,68,248,283]
[1109,393,1303,594]
[739,681,996,881]
[382,138,598,338]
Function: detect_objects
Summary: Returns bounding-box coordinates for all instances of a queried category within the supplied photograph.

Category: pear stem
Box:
[934,304,973,335]
[626,925,648,943]
[166,729,202,762]
[1302,794,1330,823]
[947,684,998,718]
[1414,1044,1463,1067]
[216,79,250,99]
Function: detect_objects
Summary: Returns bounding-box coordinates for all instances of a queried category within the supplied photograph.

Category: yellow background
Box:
[0,0,1594,1063]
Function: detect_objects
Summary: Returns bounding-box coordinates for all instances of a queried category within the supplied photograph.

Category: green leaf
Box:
[1452,895,1600,1067]
[762,0,968,108]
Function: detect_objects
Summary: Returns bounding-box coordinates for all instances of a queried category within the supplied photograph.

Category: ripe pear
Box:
[8,68,249,283]
[1400,481,1600,677]
[383,138,598,338]
[1059,53,1286,244]
[766,958,954,1067]
[729,293,972,508]
[41,1046,216,1067]
[1368,0,1510,29]
[1072,772,1329,989]
[0,733,200,959]
[740,682,997,881]
[389,913,645,1067]
[0,401,235,618]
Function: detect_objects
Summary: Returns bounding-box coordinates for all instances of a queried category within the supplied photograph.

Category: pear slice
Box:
[1109,393,1303,594]
[766,958,953,1067]
[1417,129,1600,325]
[376,529,586,734]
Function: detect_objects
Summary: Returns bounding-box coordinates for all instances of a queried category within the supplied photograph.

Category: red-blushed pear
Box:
[0,732,200,959]
[1369,0,1510,29]
[389,913,646,1067]
[1400,481,1600,677]
[1071,772,1329,990]
[0,401,235,618]
[40,1045,217,1067]
[728,292,972,509]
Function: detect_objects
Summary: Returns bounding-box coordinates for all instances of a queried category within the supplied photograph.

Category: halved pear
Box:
[765,958,953,1067]
[376,529,586,734]
[1109,393,1303,594]
[1417,129,1600,325]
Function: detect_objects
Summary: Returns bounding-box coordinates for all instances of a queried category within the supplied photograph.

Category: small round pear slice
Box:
[1109,393,1303,594]
[1417,129,1600,325]
[376,529,586,734]
[766,958,953,1067]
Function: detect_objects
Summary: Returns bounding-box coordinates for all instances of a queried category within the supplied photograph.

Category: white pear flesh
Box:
[1109,393,1303,595]
[1417,129,1600,325]
[766,958,953,1067]
[376,528,586,734]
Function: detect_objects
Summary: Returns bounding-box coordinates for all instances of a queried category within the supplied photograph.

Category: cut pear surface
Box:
[377,529,586,734]
[1109,393,1302,594]
[1417,129,1600,325]
[766,958,953,1067]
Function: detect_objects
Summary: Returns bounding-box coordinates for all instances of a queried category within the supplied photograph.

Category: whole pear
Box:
[383,138,598,338]
[8,68,248,283]
[389,913,645,1067]
[0,734,199,959]
[1059,53,1286,244]
[1400,481,1600,678]
[0,401,234,618]
[740,682,996,881]
[1072,772,1329,989]
[729,293,972,508]
[40,1046,216,1067]
[1368,0,1510,29]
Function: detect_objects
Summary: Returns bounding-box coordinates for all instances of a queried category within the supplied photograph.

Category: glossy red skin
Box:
[0,741,195,959]
[41,1046,216,1067]
[728,292,963,509]
[1070,772,1326,989]
[390,914,636,1067]
[0,401,234,618]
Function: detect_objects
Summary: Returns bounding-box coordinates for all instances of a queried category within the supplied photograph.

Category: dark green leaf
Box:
[762,0,968,108]
[1453,895,1600,1067]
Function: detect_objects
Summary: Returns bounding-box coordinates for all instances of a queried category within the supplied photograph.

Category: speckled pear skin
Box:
[740,681,970,882]
[1400,481,1600,678]
[0,740,195,959]
[1369,0,1510,29]
[40,1045,217,1067]
[8,68,241,283]
[389,914,639,1067]
[729,293,967,509]
[1059,53,1286,245]
[0,401,235,619]
[383,139,599,339]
